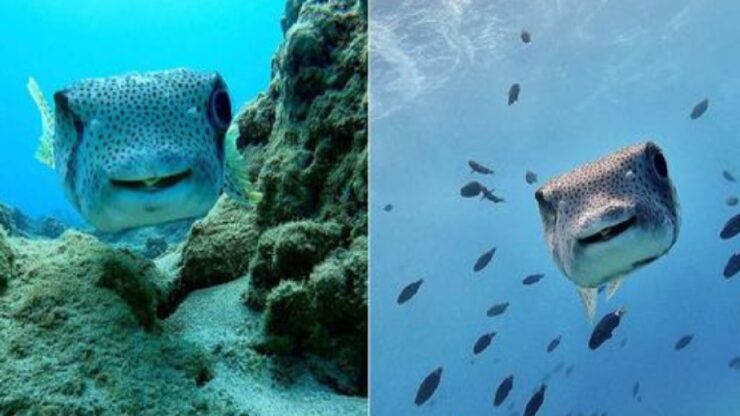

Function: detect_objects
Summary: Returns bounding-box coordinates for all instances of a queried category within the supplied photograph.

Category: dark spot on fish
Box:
[724,253,740,279]
[473,332,496,355]
[508,83,520,106]
[720,214,740,239]
[589,309,624,350]
[384,204,393,212]
[523,384,546,416]
[487,301,509,317]
[690,98,709,119]
[469,160,494,175]
[674,334,693,350]
[494,375,514,407]
[461,181,486,198]
[723,170,736,183]
[474,247,496,272]
[415,367,443,406]
[523,273,545,285]
[397,279,423,304]
[546,335,561,353]
[521,29,531,44]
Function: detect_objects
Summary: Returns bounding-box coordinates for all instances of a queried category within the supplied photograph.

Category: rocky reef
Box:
[0,0,367,413]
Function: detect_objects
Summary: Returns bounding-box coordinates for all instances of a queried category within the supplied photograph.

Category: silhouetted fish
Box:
[632,381,640,398]
[482,188,505,203]
[720,214,740,239]
[469,160,494,175]
[523,273,545,285]
[521,29,531,44]
[474,247,496,272]
[589,308,625,350]
[508,83,520,105]
[674,334,693,350]
[487,302,510,317]
[526,170,538,184]
[494,375,514,407]
[727,196,739,207]
[723,170,737,182]
[728,356,740,370]
[524,384,546,416]
[415,367,442,405]
[724,254,740,279]
[547,336,561,353]
[690,98,709,119]
[461,181,486,198]
[397,279,423,304]
[384,204,393,212]
[473,332,497,354]
[564,364,574,377]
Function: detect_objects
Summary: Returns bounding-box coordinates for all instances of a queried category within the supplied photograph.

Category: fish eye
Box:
[652,152,668,178]
[208,88,232,130]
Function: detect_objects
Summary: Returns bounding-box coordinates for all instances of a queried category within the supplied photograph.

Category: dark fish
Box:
[724,253,740,279]
[469,160,494,175]
[526,170,538,184]
[494,375,514,407]
[473,332,496,354]
[524,384,546,416]
[589,308,625,350]
[632,381,640,397]
[564,364,574,377]
[397,279,423,304]
[546,336,561,353]
[461,180,486,198]
[384,204,393,212]
[523,273,545,285]
[728,356,740,370]
[726,196,739,207]
[674,334,693,350]
[487,301,510,317]
[723,170,737,182]
[508,83,520,106]
[720,214,740,239]
[690,98,709,119]
[520,29,531,44]
[482,188,505,203]
[474,247,496,272]
[415,367,443,406]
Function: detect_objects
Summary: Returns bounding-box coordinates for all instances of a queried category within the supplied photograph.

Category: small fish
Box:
[632,381,640,397]
[526,170,538,184]
[723,170,737,182]
[482,188,505,203]
[384,204,393,212]
[690,98,709,119]
[674,334,693,350]
[474,247,496,272]
[397,279,423,304]
[553,361,565,374]
[524,384,546,416]
[728,356,740,370]
[487,301,510,317]
[720,214,740,239]
[494,375,514,407]
[461,181,486,198]
[473,332,497,354]
[589,308,625,350]
[724,254,740,279]
[564,364,574,377]
[620,338,628,348]
[521,29,531,44]
[546,335,562,353]
[415,367,443,406]
[508,83,521,106]
[469,160,494,175]
[523,273,545,285]
[726,196,739,207]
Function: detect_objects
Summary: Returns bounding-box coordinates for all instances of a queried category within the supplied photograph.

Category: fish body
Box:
[726,196,739,207]
[524,385,546,416]
[384,203,393,212]
[461,181,486,198]
[494,375,514,406]
[589,309,624,350]
[469,160,494,175]
[720,214,740,239]
[535,142,680,320]
[487,301,509,317]
[728,357,740,370]
[474,247,496,272]
[690,98,709,119]
[481,188,505,203]
[725,254,740,279]
[723,170,736,182]
[674,334,693,350]
[520,30,531,44]
[27,69,255,232]
[415,367,442,406]
[547,336,561,352]
[523,273,545,285]
[526,170,538,184]
[473,332,496,354]
[397,279,423,304]
[508,83,520,105]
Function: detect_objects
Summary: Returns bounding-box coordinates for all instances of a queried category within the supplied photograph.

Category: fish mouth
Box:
[578,216,637,245]
[110,169,192,192]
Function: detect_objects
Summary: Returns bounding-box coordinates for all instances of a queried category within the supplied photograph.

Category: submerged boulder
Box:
[0,228,13,293]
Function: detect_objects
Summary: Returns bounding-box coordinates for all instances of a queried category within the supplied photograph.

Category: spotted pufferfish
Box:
[27,68,259,232]
[535,142,680,321]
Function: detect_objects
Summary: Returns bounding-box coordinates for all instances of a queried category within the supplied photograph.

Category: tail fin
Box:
[26,77,55,169]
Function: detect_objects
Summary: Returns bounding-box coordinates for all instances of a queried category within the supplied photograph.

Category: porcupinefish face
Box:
[52,69,232,231]
[535,142,680,289]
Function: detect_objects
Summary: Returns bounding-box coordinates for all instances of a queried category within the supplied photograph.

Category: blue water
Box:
[0,0,283,221]
[370,1,740,415]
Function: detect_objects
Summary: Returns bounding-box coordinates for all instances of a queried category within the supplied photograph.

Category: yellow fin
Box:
[26,77,55,169]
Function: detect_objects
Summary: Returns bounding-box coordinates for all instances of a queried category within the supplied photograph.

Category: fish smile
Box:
[110,169,192,192]
[578,216,637,245]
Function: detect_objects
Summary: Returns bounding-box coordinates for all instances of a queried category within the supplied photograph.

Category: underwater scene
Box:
[0,0,367,415]
[370,0,739,415]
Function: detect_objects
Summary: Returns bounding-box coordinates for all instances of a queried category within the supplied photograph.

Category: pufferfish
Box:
[534,142,680,321]
[27,68,258,232]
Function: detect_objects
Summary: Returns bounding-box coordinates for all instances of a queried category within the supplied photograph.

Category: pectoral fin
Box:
[606,278,623,300]
[577,287,598,322]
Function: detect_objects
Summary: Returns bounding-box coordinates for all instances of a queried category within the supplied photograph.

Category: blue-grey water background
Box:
[370,0,740,415]
[0,0,283,222]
